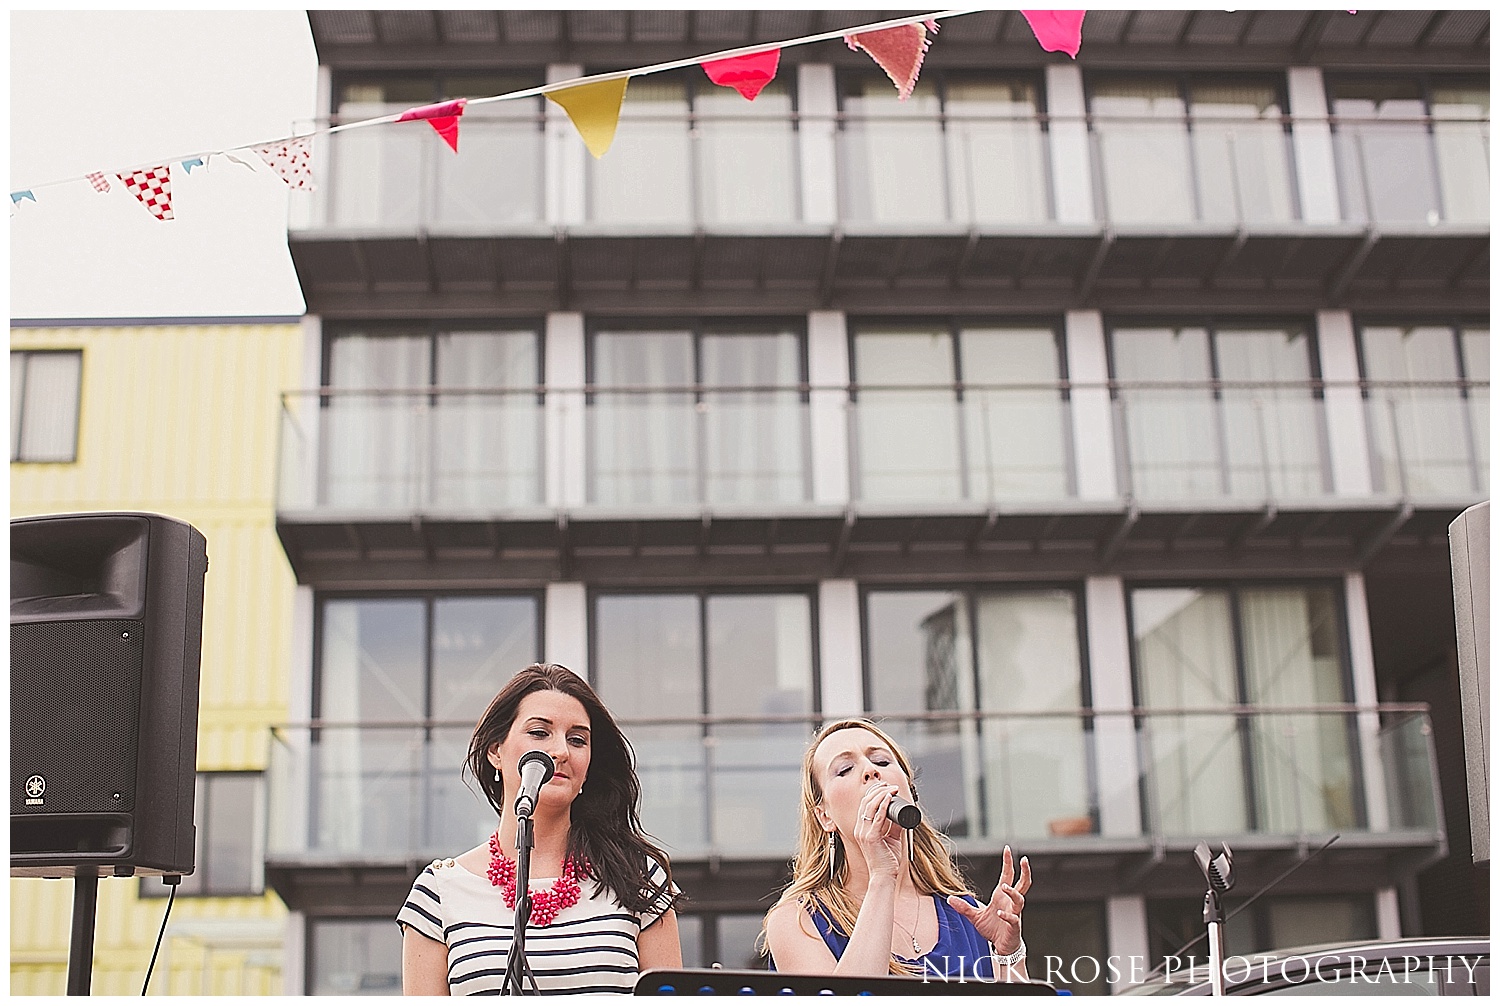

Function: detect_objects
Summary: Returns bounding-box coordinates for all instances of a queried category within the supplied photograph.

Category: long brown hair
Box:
[465,663,677,918]
[760,719,975,975]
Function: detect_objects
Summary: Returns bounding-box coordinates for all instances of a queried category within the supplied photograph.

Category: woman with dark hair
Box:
[762,718,1031,982]
[398,663,682,994]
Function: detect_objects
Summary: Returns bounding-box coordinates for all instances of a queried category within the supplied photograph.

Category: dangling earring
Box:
[494,768,500,783]
[826,831,838,875]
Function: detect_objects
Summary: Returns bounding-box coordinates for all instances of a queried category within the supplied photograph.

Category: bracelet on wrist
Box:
[993,937,1026,968]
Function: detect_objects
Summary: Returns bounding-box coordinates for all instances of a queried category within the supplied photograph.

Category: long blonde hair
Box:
[760,719,975,975]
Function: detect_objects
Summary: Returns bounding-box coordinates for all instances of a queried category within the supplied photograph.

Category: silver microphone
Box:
[514,750,555,818]
[886,795,922,829]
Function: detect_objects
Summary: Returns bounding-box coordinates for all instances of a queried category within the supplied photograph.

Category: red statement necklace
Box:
[486,832,587,926]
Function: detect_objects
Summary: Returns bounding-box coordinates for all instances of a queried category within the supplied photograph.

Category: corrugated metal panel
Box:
[10,323,300,993]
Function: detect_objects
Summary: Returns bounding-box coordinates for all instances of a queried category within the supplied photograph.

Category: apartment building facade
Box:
[271,11,1488,994]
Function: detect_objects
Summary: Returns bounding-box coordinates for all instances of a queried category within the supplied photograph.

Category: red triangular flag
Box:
[1021,11,1086,59]
[397,98,467,152]
[845,21,937,100]
[116,166,174,220]
[701,48,781,102]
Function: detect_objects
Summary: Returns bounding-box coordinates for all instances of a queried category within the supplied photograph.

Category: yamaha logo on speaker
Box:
[24,774,45,805]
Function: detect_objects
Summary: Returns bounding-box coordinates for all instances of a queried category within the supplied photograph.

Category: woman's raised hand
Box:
[947,844,1031,953]
[852,783,905,881]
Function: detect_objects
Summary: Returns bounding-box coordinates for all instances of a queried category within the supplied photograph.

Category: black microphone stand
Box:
[501,810,541,995]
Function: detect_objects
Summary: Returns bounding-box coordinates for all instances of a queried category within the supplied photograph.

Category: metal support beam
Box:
[1358,502,1415,565]
[1328,228,1380,302]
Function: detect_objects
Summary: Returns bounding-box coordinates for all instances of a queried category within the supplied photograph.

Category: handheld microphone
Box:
[514,750,556,819]
[886,795,922,829]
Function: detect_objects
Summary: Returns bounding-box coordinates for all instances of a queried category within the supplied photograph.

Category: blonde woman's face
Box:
[811,727,912,835]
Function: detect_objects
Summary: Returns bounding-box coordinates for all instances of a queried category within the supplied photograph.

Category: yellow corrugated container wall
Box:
[11,322,301,996]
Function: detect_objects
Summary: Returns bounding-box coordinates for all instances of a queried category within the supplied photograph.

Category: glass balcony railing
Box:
[277,389,546,512]
[277,379,1487,515]
[849,384,1074,504]
[1364,381,1489,496]
[264,706,1441,863]
[301,107,1488,232]
[1113,381,1332,502]
[1090,115,1301,226]
[1333,116,1490,226]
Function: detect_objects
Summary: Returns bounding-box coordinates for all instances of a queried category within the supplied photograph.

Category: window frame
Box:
[11,348,83,464]
[1122,577,1365,833]
[310,588,546,724]
[139,771,266,898]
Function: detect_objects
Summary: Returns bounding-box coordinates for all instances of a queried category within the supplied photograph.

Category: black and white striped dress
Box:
[397,856,676,995]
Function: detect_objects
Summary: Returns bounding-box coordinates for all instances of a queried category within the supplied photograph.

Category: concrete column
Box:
[1106,895,1150,992]
[1374,887,1402,939]
[545,311,586,507]
[1086,577,1142,836]
[1288,68,1341,224]
[282,910,306,994]
[1065,310,1120,501]
[1345,572,1391,831]
[1316,310,1375,497]
[545,582,589,682]
[546,64,586,225]
[818,579,863,716]
[1045,64,1095,224]
[808,310,850,505]
[798,64,839,225]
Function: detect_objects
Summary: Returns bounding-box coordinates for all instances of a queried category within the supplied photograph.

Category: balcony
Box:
[263,705,1444,909]
[274,378,1484,584]
[288,108,1488,317]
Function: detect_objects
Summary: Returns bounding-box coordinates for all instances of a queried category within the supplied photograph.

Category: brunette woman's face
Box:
[810,727,912,836]
[488,689,592,811]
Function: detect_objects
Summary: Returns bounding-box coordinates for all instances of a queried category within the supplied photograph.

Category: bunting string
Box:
[12,8,1088,206]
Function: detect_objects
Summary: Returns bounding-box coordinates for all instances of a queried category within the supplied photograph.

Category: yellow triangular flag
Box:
[546,77,630,159]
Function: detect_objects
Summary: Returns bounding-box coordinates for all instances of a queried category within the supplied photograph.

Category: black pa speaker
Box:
[10,512,208,878]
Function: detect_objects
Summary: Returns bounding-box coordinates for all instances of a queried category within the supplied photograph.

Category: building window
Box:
[1110,321,1327,501]
[329,74,544,227]
[863,586,1092,841]
[851,321,1071,504]
[1330,76,1489,225]
[308,917,403,995]
[592,590,816,856]
[1089,75,1296,225]
[1358,321,1488,495]
[11,349,82,463]
[587,321,809,506]
[318,324,542,509]
[839,72,1049,225]
[588,70,799,225]
[1130,583,1360,837]
[1146,893,1376,967]
[678,911,770,971]
[310,592,541,858]
[140,772,264,897]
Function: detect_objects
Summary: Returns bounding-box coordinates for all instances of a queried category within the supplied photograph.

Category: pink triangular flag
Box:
[397,98,467,152]
[116,166,174,220]
[845,21,937,100]
[251,136,315,191]
[701,48,781,102]
[86,172,111,194]
[1021,11,1086,59]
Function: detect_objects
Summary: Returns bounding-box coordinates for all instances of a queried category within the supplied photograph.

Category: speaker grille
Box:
[12,619,144,815]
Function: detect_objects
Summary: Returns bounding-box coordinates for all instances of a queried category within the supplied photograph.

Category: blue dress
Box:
[774,894,996,980]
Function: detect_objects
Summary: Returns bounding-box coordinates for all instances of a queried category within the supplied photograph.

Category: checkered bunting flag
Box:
[86,172,111,193]
[117,166,174,220]
[251,136,314,191]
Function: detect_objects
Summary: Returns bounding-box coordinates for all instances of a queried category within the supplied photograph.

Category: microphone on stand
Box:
[886,795,922,829]
[514,750,555,819]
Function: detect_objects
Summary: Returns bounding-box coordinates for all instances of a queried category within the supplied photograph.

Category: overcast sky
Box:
[9,11,318,319]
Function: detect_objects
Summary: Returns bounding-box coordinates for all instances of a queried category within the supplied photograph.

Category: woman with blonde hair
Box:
[762,718,1031,981]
